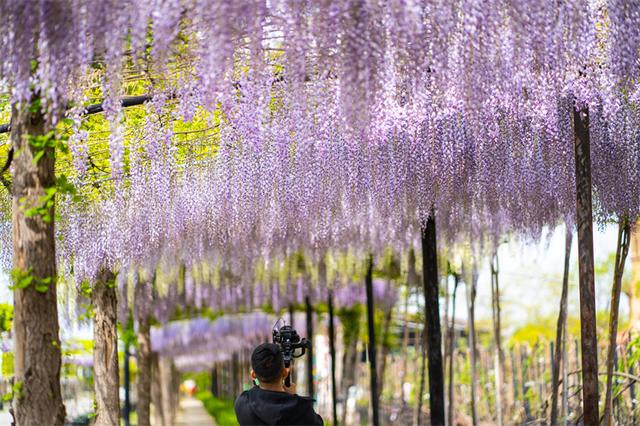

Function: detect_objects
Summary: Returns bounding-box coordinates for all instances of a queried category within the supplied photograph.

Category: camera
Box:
[272,321,311,367]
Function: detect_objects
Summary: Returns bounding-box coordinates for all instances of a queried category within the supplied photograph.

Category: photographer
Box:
[234,343,324,426]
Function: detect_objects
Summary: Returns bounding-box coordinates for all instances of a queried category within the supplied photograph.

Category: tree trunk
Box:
[603,217,631,425]
[551,228,572,425]
[447,274,459,426]
[159,356,175,426]
[573,104,599,426]
[421,215,445,426]
[11,102,66,426]
[340,308,360,426]
[490,253,505,426]
[92,269,120,426]
[136,313,152,426]
[305,296,314,398]
[467,267,479,426]
[151,354,164,426]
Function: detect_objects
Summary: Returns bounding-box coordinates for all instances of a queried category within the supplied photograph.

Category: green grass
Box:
[196,391,238,426]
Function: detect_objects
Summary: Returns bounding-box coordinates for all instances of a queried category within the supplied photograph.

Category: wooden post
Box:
[447,273,459,426]
[305,296,314,398]
[510,348,518,411]
[551,228,572,425]
[328,290,339,426]
[415,326,426,426]
[490,253,505,426]
[421,215,445,425]
[123,343,131,426]
[211,366,218,396]
[604,217,631,425]
[573,104,599,425]
[400,285,412,407]
[289,304,295,328]
[561,313,569,426]
[92,269,120,426]
[365,255,380,426]
[467,267,479,426]
[11,101,65,425]
[629,361,637,426]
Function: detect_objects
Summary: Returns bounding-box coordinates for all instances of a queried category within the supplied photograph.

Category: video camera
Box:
[272,319,311,386]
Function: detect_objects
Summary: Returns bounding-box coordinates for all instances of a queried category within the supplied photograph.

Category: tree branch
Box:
[0,95,155,192]
[0,95,154,135]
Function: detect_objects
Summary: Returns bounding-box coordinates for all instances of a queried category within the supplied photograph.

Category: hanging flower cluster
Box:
[0,1,638,133]
[56,74,639,288]
[108,256,398,324]
[151,313,273,371]
[1,1,639,307]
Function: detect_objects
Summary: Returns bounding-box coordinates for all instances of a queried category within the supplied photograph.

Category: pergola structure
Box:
[0,1,639,425]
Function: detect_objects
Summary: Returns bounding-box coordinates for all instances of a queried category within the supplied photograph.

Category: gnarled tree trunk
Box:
[92,269,120,426]
[160,356,176,426]
[151,354,164,426]
[136,314,152,426]
[11,103,66,426]
[340,307,361,426]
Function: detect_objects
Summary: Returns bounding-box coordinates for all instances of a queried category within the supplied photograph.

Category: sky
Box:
[459,222,627,332]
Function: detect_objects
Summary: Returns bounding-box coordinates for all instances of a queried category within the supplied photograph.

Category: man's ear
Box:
[250,369,257,380]
[282,366,290,379]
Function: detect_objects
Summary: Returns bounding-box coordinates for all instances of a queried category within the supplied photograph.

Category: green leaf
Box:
[32,150,45,165]
[35,283,49,293]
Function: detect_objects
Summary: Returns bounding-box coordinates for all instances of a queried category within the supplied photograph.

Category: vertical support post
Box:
[573,104,599,426]
[421,213,445,426]
[365,255,380,426]
[289,304,295,328]
[123,344,131,426]
[551,228,572,425]
[328,290,339,426]
[630,361,637,426]
[211,366,218,396]
[305,296,314,398]
[604,217,631,425]
[490,253,504,426]
[467,267,479,426]
[562,311,569,426]
[447,274,459,426]
[232,354,239,396]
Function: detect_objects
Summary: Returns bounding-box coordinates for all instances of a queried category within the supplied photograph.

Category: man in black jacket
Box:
[234,343,324,426]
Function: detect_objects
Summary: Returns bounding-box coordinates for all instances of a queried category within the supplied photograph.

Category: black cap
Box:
[251,342,284,383]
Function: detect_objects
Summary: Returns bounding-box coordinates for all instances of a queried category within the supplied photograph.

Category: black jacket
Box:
[234,386,324,426]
